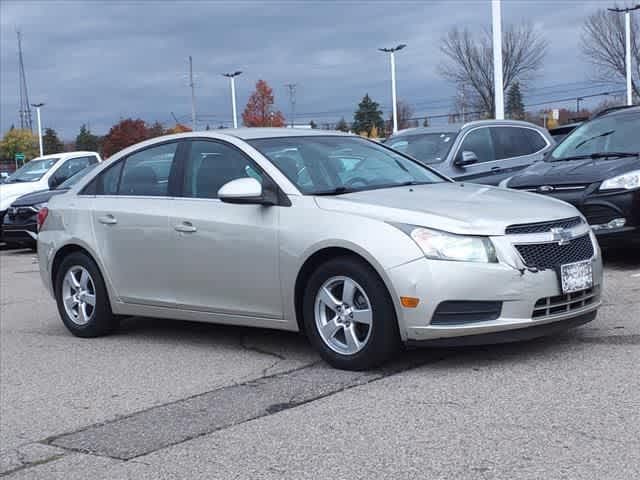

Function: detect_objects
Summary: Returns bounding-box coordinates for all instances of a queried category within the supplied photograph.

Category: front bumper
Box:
[1,210,37,246]
[387,235,603,343]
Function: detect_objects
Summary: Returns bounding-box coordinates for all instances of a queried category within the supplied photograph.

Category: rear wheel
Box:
[55,252,118,337]
[303,256,400,370]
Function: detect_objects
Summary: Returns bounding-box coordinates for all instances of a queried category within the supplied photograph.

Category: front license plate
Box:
[560,260,593,294]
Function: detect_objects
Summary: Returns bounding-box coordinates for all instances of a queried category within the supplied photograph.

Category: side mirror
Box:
[218,177,277,205]
[454,150,479,167]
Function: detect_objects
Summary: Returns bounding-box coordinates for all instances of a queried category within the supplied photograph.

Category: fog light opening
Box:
[591,218,626,231]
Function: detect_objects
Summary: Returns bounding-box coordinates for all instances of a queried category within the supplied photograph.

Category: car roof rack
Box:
[593,104,638,118]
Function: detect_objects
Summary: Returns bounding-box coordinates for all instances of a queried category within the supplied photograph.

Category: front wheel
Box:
[303,256,400,370]
[54,252,118,337]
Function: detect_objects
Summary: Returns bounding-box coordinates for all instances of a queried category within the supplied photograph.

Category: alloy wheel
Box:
[62,266,96,326]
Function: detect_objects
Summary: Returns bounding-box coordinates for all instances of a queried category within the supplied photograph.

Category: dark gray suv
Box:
[386,120,554,185]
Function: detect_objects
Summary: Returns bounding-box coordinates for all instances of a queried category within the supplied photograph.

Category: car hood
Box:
[508,156,640,188]
[11,188,67,207]
[314,182,578,236]
[0,182,41,210]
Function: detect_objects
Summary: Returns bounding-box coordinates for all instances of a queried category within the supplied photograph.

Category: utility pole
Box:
[31,103,44,156]
[378,44,406,134]
[576,96,583,113]
[17,30,33,131]
[189,56,197,130]
[608,5,640,105]
[285,83,297,128]
[223,71,242,128]
[491,0,505,119]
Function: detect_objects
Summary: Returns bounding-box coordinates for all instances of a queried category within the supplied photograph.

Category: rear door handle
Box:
[174,221,197,233]
[98,214,117,225]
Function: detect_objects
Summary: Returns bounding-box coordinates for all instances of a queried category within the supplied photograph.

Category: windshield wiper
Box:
[573,130,615,149]
[551,152,639,162]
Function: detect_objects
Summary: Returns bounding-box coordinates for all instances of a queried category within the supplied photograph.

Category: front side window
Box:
[57,163,98,190]
[118,142,178,196]
[550,111,640,161]
[53,156,95,185]
[249,136,444,195]
[457,128,494,163]
[388,132,457,164]
[183,140,263,199]
[4,157,60,183]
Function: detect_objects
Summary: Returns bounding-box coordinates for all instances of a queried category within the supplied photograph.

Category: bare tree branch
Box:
[439,23,548,115]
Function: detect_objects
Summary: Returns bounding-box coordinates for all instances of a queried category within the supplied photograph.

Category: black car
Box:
[2,164,97,248]
[503,106,640,245]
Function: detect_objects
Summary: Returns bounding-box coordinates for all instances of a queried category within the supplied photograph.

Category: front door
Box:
[168,139,282,319]
[450,127,502,184]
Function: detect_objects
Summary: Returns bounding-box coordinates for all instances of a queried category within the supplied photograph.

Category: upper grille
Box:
[515,234,594,270]
[505,216,583,235]
[581,204,620,225]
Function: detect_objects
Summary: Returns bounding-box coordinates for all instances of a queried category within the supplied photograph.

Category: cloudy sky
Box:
[0,0,625,140]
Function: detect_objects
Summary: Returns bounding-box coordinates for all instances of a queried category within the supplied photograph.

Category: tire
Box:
[303,256,400,370]
[54,251,118,337]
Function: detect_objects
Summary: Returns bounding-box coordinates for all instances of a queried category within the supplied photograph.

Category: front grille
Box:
[581,204,620,225]
[505,217,583,235]
[515,234,594,270]
[431,301,502,325]
[533,287,599,319]
[514,185,588,193]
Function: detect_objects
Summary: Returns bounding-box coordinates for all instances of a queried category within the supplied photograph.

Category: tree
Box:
[309,120,318,129]
[75,124,100,152]
[166,123,192,134]
[439,23,548,115]
[147,121,166,138]
[582,5,639,100]
[388,100,414,133]
[352,94,384,137]
[0,128,38,161]
[506,81,525,119]
[423,117,430,127]
[101,118,149,158]
[335,117,350,132]
[242,80,286,127]
[42,128,63,155]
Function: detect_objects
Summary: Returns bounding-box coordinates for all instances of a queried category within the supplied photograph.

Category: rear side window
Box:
[491,127,548,160]
[457,128,495,163]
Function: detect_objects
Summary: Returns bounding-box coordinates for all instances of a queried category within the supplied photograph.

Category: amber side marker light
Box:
[400,296,420,308]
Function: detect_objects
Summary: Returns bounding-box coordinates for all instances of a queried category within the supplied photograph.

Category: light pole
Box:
[223,71,242,128]
[31,102,44,156]
[378,44,406,134]
[491,0,505,119]
[608,5,639,105]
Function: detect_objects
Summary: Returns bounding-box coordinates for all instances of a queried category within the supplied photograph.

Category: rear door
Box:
[489,126,550,184]
[89,141,182,307]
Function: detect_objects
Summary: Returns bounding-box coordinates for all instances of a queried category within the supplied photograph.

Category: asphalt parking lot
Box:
[1,245,639,479]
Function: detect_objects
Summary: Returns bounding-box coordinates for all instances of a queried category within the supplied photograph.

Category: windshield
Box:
[4,157,60,183]
[550,111,640,161]
[248,136,445,195]
[387,132,457,164]
[56,163,98,189]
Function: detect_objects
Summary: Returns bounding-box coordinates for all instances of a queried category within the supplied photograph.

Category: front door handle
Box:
[98,214,117,225]
[174,222,197,233]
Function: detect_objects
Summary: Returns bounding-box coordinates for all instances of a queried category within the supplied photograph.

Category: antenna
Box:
[17,30,33,131]
[285,83,297,128]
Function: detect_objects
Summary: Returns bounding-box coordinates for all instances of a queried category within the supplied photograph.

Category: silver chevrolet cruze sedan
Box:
[37,129,602,370]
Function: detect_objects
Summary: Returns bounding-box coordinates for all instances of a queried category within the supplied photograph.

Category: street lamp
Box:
[31,102,45,156]
[223,71,242,128]
[378,44,406,134]
[608,4,640,105]
[491,0,505,119]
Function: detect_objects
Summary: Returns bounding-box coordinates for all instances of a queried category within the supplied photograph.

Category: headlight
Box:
[600,170,640,191]
[396,225,497,263]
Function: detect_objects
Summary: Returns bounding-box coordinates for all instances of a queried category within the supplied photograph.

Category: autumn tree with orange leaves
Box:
[101,119,150,157]
[242,80,286,127]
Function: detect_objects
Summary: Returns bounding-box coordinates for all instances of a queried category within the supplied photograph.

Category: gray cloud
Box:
[0,0,622,139]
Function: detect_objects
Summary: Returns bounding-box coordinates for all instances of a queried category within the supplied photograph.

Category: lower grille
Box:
[431,301,502,325]
[581,205,620,225]
[533,287,599,319]
[515,234,594,270]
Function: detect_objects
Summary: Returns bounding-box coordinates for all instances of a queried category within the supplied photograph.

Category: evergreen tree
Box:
[42,128,63,155]
[335,117,350,132]
[75,124,100,152]
[423,117,430,127]
[506,82,525,120]
[352,94,384,136]
[309,120,318,129]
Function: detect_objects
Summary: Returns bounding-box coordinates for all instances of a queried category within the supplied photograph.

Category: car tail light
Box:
[37,207,49,231]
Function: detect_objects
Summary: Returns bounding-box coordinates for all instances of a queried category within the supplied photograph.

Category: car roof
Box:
[31,151,99,161]
[224,128,353,140]
[390,119,545,138]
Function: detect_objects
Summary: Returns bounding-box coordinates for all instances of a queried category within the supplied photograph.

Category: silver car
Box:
[37,130,602,370]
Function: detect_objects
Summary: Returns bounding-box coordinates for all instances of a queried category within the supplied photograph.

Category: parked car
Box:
[501,106,639,246]
[0,151,101,239]
[2,164,98,248]
[385,120,554,185]
[37,130,601,370]
[548,122,582,143]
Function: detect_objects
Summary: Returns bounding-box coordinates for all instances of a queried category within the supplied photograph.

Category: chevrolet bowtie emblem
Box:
[551,227,573,246]
[538,185,555,193]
